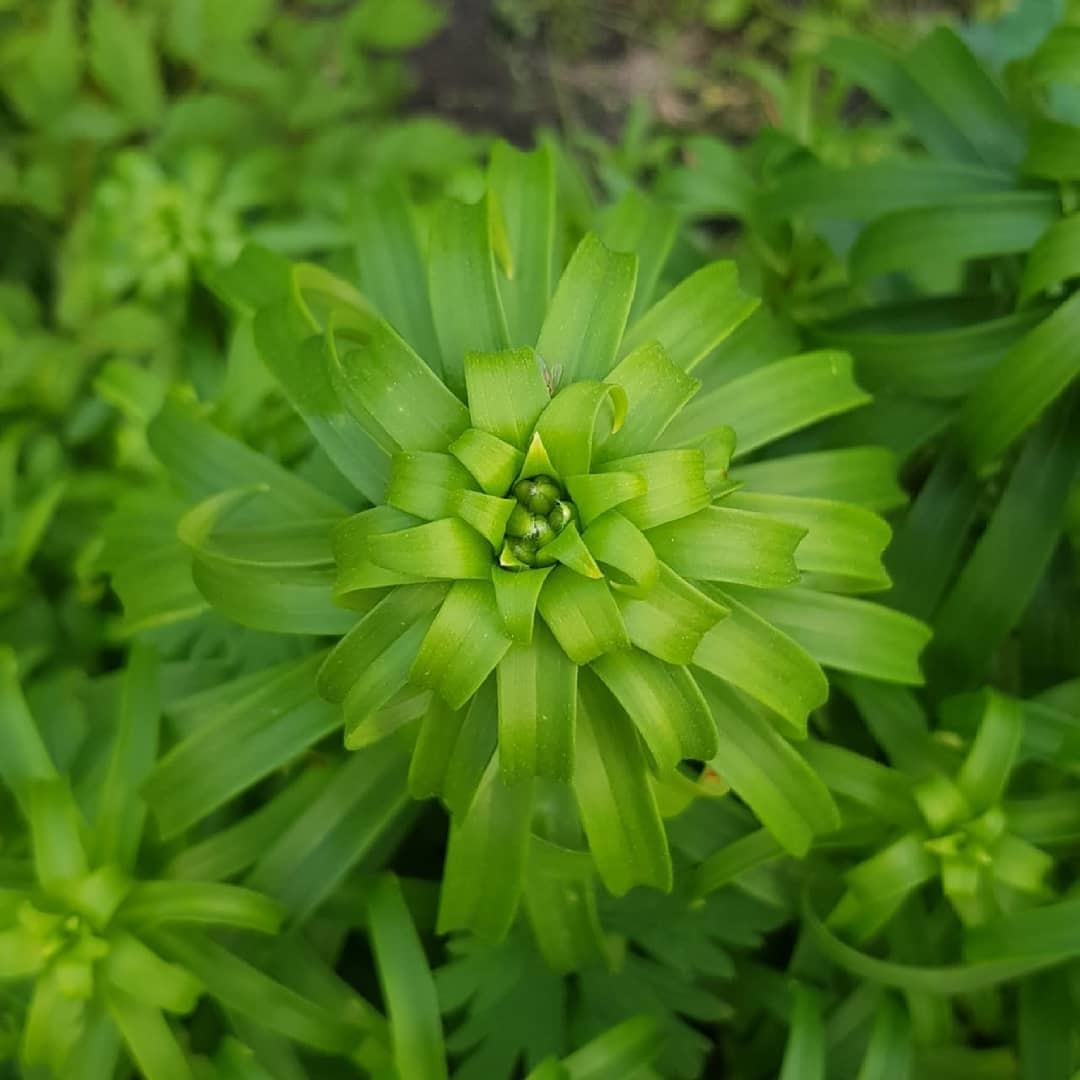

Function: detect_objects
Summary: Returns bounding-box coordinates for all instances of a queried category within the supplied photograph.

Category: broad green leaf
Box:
[491,566,552,644]
[102,933,202,1015]
[148,399,345,518]
[450,428,524,496]
[647,503,806,588]
[497,623,576,781]
[582,511,658,594]
[933,398,1080,686]
[564,472,647,526]
[20,967,83,1074]
[955,692,1023,811]
[800,741,919,827]
[600,189,678,322]
[351,185,442,368]
[592,650,717,772]
[693,829,783,899]
[144,654,336,838]
[464,347,551,450]
[429,195,510,397]
[856,995,912,1080]
[412,581,511,709]
[332,507,425,593]
[88,0,164,126]
[107,989,194,1080]
[597,449,710,530]
[734,447,906,512]
[540,522,602,578]
[248,747,411,923]
[560,1016,665,1079]
[728,586,930,686]
[598,341,700,461]
[849,193,1057,281]
[574,672,672,895]
[965,898,1080,965]
[779,986,825,1080]
[368,518,494,580]
[536,233,637,384]
[117,881,282,935]
[0,647,57,813]
[438,759,532,941]
[349,0,446,48]
[665,351,869,454]
[693,591,828,735]
[1023,118,1080,180]
[386,451,478,520]
[759,160,1014,223]
[533,381,627,479]
[723,492,891,593]
[369,874,448,1080]
[335,321,470,452]
[699,675,840,855]
[93,645,159,872]
[616,564,727,665]
[1021,213,1080,302]
[150,930,363,1053]
[958,290,1080,469]
[620,261,758,373]
[28,779,87,894]
[489,142,556,345]
[1019,970,1073,1080]
[537,568,629,663]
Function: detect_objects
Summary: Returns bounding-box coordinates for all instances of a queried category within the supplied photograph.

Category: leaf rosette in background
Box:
[131,142,931,941]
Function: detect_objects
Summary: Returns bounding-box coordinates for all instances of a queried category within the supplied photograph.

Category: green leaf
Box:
[450,428,525,496]
[779,986,825,1080]
[597,449,710,530]
[560,1016,665,1079]
[1023,118,1080,180]
[533,381,628,479]
[698,674,840,856]
[411,582,512,709]
[693,591,828,736]
[965,897,1080,965]
[28,779,87,894]
[958,290,1080,469]
[621,261,758,373]
[564,472,647,526]
[351,185,442,368]
[349,0,446,48]
[600,189,679,323]
[489,142,556,345]
[107,989,195,1080]
[387,452,478,521]
[20,966,84,1074]
[734,447,906,512]
[955,692,1023,811]
[492,566,552,644]
[932,398,1080,687]
[496,623,576,782]
[591,650,717,772]
[144,654,337,838]
[93,645,159,872]
[102,933,203,1015]
[1020,212,1080,302]
[465,347,551,450]
[117,881,282,935]
[1019,970,1073,1080]
[728,586,930,686]
[438,759,532,941]
[723,493,892,593]
[335,320,470,452]
[537,568,629,664]
[536,233,637,384]
[582,511,658,594]
[150,929,363,1053]
[88,0,164,126]
[856,995,912,1080]
[598,342,701,461]
[0,646,57,814]
[368,518,494,580]
[247,746,411,922]
[148,399,346,518]
[332,507,426,593]
[666,351,870,454]
[429,196,510,397]
[369,874,448,1080]
[693,829,784,899]
[849,193,1057,282]
[616,564,727,665]
[574,672,672,895]
[646,505,804,588]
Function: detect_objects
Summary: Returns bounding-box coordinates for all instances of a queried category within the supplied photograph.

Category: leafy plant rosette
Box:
[138,143,931,942]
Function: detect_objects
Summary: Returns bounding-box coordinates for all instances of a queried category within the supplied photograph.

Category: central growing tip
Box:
[503,474,577,568]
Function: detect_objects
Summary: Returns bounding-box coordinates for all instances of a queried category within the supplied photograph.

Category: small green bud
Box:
[514,476,561,514]
[505,503,534,538]
[522,516,555,547]
[508,539,538,567]
[547,501,574,533]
